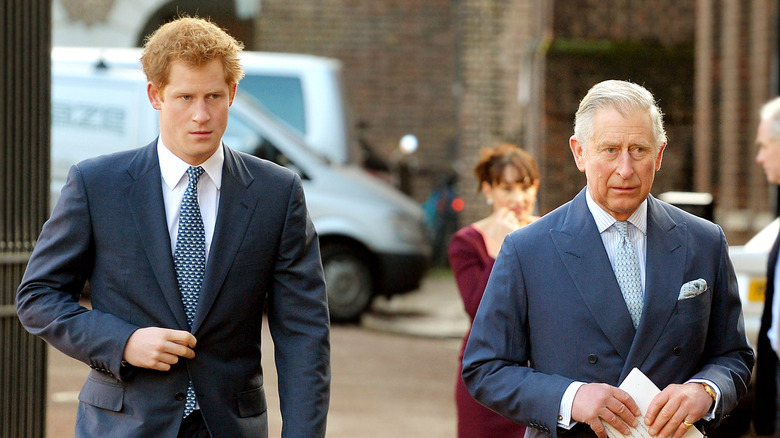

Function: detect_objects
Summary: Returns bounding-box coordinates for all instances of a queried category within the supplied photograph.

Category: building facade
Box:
[53,0,779,243]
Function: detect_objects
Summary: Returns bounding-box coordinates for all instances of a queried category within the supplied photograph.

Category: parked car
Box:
[51,57,431,321]
[729,218,777,347]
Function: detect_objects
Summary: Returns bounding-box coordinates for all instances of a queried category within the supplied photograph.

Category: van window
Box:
[239,75,306,136]
[224,112,305,178]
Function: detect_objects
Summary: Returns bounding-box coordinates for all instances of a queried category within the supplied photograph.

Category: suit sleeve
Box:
[265,173,331,438]
[462,233,574,437]
[16,165,138,379]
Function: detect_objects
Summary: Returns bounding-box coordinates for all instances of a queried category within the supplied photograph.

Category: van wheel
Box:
[321,243,373,322]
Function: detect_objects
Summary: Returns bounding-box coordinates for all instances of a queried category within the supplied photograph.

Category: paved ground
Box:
[45,270,470,438]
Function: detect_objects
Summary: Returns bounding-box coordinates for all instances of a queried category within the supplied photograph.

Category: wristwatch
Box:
[700,382,717,401]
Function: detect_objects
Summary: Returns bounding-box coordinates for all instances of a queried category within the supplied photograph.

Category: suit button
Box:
[175,392,185,401]
[588,354,598,364]
[673,346,682,356]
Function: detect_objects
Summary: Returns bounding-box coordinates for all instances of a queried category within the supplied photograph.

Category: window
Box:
[224,112,303,177]
[239,75,306,135]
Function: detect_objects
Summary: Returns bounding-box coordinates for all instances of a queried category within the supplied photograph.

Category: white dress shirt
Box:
[156,139,223,262]
[156,138,223,413]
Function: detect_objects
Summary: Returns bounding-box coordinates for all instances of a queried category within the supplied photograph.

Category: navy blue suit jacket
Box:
[17,141,331,437]
[462,189,753,437]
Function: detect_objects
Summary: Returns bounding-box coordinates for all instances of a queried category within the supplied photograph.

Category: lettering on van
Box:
[52,102,125,133]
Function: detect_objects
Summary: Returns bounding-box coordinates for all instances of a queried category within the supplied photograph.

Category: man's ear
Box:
[569,135,586,172]
[228,83,237,106]
[147,82,162,110]
[655,142,667,171]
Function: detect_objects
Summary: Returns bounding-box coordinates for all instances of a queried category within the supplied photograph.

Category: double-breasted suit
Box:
[462,189,753,437]
[17,141,331,437]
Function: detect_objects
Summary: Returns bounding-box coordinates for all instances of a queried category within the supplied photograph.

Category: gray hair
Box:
[573,80,667,151]
[760,96,780,140]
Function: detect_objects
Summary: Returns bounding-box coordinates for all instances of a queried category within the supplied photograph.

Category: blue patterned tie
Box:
[174,166,205,418]
[614,221,643,329]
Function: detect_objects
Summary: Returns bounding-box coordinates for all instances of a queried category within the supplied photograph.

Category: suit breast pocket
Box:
[674,291,710,316]
[671,292,711,335]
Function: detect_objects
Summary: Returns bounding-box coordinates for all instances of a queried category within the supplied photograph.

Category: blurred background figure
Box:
[752,96,780,437]
[448,143,540,437]
[423,170,462,267]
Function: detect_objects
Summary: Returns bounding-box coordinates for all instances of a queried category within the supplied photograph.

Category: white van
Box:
[51,47,360,165]
[51,59,430,321]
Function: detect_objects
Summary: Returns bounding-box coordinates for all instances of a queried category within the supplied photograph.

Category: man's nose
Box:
[616,151,634,177]
[192,99,210,123]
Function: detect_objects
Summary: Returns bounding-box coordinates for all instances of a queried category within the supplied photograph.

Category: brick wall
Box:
[256,0,458,202]
[695,0,777,242]
[553,0,695,45]
[254,1,544,229]
[253,0,776,243]
[543,42,695,212]
[453,0,543,225]
[548,0,779,243]
[543,1,696,213]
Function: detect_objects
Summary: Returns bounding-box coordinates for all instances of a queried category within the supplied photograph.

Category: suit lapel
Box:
[551,190,636,361]
[192,147,258,333]
[620,196,686,382]
[124,141,189,330]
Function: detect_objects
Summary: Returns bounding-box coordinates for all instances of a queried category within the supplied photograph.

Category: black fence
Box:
[1,1,52,437]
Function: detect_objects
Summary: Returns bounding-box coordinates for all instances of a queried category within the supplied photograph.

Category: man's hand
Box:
[123,327,197,371]
[572,383,641,438]
[644,383,713,438]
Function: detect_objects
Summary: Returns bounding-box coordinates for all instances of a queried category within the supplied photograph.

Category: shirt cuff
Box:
[686,379,720,420]
[558,381,586,429]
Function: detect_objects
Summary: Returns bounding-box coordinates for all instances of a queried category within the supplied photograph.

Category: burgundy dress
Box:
[448,225,526,437]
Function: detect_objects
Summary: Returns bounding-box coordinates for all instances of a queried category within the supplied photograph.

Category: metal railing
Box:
[1,1,52,437]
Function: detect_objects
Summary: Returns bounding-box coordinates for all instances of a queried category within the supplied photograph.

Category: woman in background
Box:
[448,143,540,437]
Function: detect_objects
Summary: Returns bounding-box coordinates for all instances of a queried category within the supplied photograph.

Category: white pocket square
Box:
[679,278,707,300]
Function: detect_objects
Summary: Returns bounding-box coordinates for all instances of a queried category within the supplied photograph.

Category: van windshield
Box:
[239,75,306,136]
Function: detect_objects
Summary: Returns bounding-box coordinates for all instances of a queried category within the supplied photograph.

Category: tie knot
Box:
[187,166,204,186]
[615,220,629,238]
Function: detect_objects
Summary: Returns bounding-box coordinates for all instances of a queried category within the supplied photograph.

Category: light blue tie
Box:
[614,221,643,329]
[174,166,205,418]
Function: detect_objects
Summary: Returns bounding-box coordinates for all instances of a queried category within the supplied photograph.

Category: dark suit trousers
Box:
[178,410,210,438]
[775,361,780,438]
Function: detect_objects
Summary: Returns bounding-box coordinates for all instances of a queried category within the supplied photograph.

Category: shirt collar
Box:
[157,138,224,191]
[585,187,647,236]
